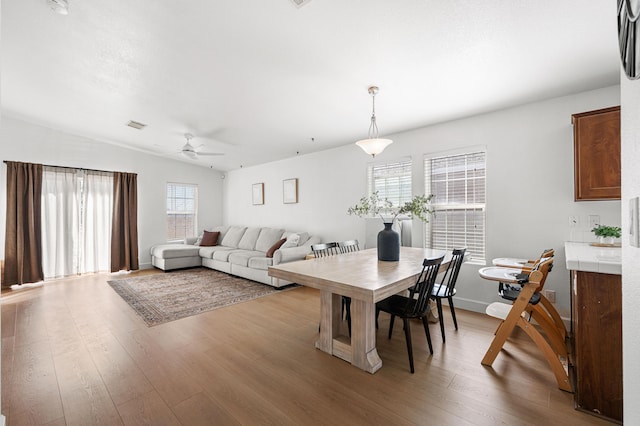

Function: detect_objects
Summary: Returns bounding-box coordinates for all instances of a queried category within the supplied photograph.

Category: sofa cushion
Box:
[238,227,262,250]
[212,249,240,262]
[220,226,247,248]
[281,233,300,249]
[199,246,234,259]
[248,256,273,270]
[228,250,264,267]
[200,230,220,247]
[255,228,285,252]
[266,238,286,258]
[151,244,200,259]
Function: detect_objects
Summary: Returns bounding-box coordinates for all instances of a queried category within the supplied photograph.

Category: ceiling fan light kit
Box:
[355,86,393,158]
[179,133,224,160]
[47,0,69,15]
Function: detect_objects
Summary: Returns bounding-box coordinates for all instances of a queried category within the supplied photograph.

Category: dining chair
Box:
[338,239,359,254]
[429,248,466,343]
[376,255,444,373]
[310,242,339,257]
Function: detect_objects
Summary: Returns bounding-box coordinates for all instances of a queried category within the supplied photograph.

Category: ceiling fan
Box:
[180,133,224,159]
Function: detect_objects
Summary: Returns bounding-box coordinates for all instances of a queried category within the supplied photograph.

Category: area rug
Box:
[108,268,293,326]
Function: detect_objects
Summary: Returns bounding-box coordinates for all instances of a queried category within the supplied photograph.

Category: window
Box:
[425,150,486,264]
[166,183,198,240]
[367,158,412,207]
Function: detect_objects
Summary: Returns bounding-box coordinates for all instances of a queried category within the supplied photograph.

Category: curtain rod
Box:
[3,161,135,176]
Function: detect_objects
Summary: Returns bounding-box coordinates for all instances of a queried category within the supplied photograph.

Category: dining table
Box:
[268,246,450,373]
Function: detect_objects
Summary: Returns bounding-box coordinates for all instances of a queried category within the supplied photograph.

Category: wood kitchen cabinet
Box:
[571,270,623,423]
[572,106,621,201]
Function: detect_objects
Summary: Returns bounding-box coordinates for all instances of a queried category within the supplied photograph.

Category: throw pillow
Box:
[281,233,300,249]
[194,234,203,246]
[199,230,220,247]
[266,238,287,258]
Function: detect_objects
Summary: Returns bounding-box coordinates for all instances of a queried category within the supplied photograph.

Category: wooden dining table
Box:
[268,247,450,373]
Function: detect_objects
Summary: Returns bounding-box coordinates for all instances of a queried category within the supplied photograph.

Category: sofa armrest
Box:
[272,236,320,265]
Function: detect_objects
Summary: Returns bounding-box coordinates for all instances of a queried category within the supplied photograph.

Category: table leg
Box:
[350,298,382,373]
[316,290,341,353]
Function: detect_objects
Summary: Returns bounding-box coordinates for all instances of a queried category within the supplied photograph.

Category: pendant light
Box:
[355,86,393,157]
[47,0,69,15]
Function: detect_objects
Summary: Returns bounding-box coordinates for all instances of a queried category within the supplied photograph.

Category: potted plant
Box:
[591,224,622,245]
[348,191,434,261]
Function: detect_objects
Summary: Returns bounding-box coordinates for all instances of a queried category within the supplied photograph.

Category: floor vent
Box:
[126,120,147,130]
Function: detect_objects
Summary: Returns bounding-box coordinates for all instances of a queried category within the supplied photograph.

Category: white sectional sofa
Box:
[150,225,320,288]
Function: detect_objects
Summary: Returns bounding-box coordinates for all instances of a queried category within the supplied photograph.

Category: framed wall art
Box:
[252,183,264,205]
[283,178,298,204]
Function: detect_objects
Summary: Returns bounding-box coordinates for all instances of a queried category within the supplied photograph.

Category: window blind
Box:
[367,159,412,207]
[424,151,486,263]
[166,183,198,240]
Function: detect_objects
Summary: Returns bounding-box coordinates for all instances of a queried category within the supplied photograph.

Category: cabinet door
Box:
[572,106,620,201]
[574,271,623,422]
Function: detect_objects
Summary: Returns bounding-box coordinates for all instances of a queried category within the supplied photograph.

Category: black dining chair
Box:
[310,242,339,257]
[376,255,444,373]
[337,239,359,254]
[430,248,466,343]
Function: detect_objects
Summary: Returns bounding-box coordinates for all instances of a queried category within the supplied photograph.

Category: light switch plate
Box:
[630,197,639,247]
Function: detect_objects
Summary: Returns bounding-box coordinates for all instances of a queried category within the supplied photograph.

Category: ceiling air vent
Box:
[126,120,147,130]
[290,0,311,8]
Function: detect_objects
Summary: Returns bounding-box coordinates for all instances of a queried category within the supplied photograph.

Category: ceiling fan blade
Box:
[196,152,225,156]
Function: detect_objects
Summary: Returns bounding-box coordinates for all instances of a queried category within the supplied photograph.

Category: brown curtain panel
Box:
[111,172,139,272]
[3,161,44,286]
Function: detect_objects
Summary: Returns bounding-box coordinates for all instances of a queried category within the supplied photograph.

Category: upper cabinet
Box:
[572,106,621,201]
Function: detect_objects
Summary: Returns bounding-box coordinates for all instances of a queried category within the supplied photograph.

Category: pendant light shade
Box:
[355,86,393,157]
[47,0,69,15]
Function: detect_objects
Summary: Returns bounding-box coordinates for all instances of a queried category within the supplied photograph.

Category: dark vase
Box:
[377,222,400,261]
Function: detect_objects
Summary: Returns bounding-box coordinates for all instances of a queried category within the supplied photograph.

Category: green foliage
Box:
[347,191,434,223]
[591,224,622,238]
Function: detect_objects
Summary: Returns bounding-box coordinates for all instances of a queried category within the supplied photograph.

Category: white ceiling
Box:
[1,0,620,171]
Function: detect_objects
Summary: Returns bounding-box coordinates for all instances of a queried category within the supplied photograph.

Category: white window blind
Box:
[425,151,486,263]
[166,183,198,240]
[367,159,412,207]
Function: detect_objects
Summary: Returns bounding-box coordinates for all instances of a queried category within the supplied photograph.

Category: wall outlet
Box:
[588,214,600,229]
[544,289,556,303]
[568,215,578,227]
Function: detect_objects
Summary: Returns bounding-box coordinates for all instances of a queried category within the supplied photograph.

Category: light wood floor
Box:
[1,270,610,426]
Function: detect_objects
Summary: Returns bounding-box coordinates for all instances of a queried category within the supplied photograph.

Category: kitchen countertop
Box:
[564,241,621,275]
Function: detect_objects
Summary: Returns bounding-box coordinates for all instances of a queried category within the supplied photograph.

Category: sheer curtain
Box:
[80,171,113,274]
[41,167,113,279]
[41,167,80,279]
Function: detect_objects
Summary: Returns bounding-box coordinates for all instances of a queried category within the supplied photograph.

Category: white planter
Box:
[598,236,615,245]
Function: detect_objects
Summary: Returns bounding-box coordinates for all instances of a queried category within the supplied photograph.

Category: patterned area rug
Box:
[108,268,293,326]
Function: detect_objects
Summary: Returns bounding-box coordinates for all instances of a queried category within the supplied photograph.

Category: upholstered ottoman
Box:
[150,244,202,271]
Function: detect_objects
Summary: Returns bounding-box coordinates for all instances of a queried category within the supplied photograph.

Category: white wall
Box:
[621,72,640,423]
[224,85,621,317]
[0,115,225,269]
